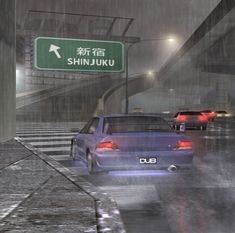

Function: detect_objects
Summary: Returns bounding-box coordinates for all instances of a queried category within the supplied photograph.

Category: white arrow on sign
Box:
[49,44,61,59]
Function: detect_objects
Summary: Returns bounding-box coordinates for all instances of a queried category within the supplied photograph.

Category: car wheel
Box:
[70,141,77,160]
[87,152,96,174]
[174,125,179,130]
[203,125,207,130]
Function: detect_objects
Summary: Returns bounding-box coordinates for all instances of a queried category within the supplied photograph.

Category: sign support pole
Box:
[125,47,129,114]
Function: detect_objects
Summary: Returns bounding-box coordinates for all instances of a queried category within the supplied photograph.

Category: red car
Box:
[173,111,208,130]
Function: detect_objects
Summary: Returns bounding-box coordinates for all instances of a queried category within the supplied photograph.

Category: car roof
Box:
[201,110,212,112]
[97,113,163,118]
[178,111,202,114]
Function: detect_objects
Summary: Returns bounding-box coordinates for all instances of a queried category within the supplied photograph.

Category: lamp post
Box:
[125,37,176,114]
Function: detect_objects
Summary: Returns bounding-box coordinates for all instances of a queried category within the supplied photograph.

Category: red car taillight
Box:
[96,141,119,151]
[176,115,187,122]
[198,115,208,122]
[210,112,216,117]
[175,139,192,150]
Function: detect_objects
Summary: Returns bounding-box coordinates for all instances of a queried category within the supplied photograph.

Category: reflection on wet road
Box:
[81,120,235,233]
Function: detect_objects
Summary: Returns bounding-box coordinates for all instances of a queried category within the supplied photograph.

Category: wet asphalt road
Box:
[77,119,235,233]
[17,119,235,233]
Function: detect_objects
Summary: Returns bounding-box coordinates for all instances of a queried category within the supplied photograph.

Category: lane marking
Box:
[39,146,70,152]
[20,136,74,141]
[17,132,76,137]
[30,141,71,146]
[50,155,71,160]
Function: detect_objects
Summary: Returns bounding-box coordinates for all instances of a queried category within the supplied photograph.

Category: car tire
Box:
[203,125,207,130]
[70,141,77,160]
[174,125,180,130]
[87,152,97,174]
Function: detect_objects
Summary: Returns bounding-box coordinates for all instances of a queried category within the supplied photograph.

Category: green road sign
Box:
[34,37,125,72]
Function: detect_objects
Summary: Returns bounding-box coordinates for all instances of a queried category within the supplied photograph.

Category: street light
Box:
[147,70,153,76]
[167,38,175,43]
[146,70,155,82]
[125,37,176,114]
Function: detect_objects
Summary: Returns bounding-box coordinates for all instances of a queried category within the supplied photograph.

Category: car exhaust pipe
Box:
[168,165,177,172]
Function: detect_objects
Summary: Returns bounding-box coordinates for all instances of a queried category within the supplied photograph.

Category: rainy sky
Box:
[17,0,221,74]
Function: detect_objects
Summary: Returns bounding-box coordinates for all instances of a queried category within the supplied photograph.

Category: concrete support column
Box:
[215,77,228,110]
[0,0,16,142]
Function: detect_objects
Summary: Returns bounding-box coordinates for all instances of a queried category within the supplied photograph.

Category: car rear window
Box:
[201,110,212,113]
[104,116,171,133]
[216,111,227,113]
[180,111,202,116]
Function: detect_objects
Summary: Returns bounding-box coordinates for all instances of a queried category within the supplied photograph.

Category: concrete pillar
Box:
[0,0,16,142]
[215,77,228,110]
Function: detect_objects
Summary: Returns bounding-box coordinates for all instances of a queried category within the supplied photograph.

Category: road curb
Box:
[15,137,126,233]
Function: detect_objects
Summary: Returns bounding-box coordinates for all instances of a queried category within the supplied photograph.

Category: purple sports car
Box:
[70,114,194,174]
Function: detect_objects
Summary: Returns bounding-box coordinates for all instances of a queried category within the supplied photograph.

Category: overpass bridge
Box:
[100,0,235,114]
[154,0,235,111]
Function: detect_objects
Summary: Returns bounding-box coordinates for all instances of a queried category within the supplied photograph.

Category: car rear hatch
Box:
[101,132,183,152]
[95,132,193,168]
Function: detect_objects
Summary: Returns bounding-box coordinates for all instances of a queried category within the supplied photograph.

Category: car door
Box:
[76,118,99,160]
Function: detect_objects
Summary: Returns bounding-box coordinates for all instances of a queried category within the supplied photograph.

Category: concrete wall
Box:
[104,83,125,114]
[0,0,16,142]
[128,88,187,113]
[95,76,154,115]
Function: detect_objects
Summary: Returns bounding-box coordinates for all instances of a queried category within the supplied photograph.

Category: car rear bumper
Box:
[174,122,207,128]
[92,150,194,171]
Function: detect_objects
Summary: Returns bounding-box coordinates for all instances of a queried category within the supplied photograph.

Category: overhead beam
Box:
[122,18,134,37]
[28,10,133,20]
[106,18,117,36]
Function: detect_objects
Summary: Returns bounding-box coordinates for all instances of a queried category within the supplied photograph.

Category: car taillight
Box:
[208,112,215,117]
[176,115,187,122]
[96,141,119,151]
[175,139,192,150]
[198,115,207,121]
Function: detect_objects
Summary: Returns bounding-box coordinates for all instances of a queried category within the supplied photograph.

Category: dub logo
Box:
[139,158,157,164]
